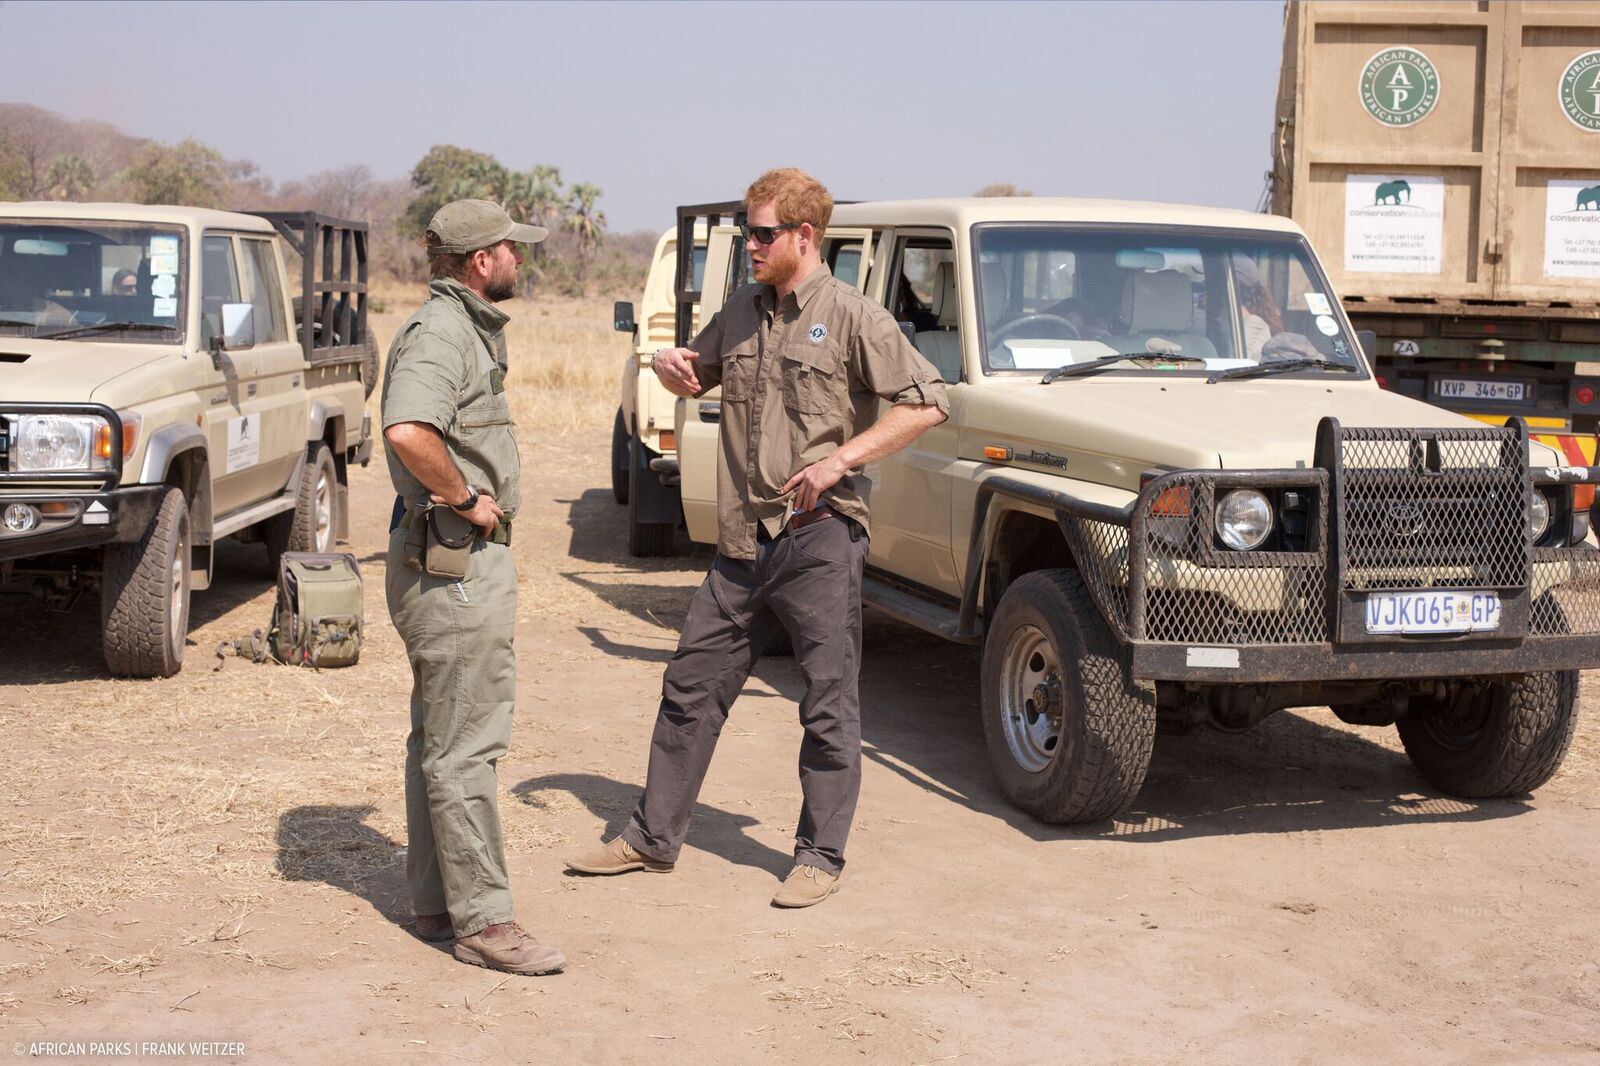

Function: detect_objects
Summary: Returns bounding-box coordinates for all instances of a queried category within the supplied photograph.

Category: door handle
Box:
[246,383,258,398]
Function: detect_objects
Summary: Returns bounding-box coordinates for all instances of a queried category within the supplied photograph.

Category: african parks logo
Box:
[1360,47,1440,127]
[1559,50,1600,132]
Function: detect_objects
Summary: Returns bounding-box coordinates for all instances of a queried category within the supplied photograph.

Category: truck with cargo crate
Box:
[1269,1,1600,465]
[674,195,1600,823]
[0,203,375,677]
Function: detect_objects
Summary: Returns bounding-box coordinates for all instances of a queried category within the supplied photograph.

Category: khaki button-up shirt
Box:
[689,264,949,560]
[380,278,522,518]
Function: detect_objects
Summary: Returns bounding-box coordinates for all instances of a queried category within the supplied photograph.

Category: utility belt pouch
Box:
[424,505,474,580]
[402,503,428,572]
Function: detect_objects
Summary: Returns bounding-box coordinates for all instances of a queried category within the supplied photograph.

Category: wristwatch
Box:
[451,485,479,512]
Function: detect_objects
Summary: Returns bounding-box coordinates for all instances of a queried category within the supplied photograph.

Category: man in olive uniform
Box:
[567,169,949,907]
[382,199,563,975]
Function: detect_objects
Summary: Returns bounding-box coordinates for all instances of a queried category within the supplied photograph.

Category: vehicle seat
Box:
[913,261,961,382]
[1112,269,1216,357]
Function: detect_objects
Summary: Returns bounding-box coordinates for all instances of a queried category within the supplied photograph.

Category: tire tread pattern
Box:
[102,487,187,678]
[1397,671,1579,798]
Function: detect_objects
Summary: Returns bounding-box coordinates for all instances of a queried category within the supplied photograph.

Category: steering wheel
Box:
[990,313,1081,346]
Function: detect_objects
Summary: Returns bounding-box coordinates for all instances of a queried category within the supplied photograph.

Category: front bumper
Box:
[967,419,1600,684]
[0,485,167,564]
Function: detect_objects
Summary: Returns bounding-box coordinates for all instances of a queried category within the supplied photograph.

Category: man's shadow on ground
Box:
[511,770,794,879]
[274,804,448,951]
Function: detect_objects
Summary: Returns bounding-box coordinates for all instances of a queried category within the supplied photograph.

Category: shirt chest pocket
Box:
[459,392,512,434]
[781,342,843,415]
[718,341,760,402]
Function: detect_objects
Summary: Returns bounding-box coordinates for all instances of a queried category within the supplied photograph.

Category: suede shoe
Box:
[772,864,840,908]
[564,836,674,875]
[412,912,453,942]
[453,922,565,976]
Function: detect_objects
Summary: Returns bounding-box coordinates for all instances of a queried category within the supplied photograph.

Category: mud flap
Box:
[632,438,682,526]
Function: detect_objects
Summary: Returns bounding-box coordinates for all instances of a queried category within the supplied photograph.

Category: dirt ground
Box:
[4,428,1600,1064]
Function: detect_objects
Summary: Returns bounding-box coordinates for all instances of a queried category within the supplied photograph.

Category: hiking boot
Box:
[564,836,674,876]
[771,864,840,908]
[412,912,453,942]
[453,922,565,976]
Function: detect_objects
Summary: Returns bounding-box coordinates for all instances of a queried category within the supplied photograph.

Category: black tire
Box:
[627,433,675,557]
[1396,672,1579,798]
[263,443,339,573]
[102,487,191,678]
[611,408,630,505]
[980,569,1155,823]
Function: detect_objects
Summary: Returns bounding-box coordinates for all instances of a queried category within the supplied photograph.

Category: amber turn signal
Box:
[983,446,1012,461]
[1150,485,1192,516]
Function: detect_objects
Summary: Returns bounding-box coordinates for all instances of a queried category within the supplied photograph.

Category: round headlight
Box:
[17,415,93,470]
[1215,489,1273,551]
[1529,491,1550,543]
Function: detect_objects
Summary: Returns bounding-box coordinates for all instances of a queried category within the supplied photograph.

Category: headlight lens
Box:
[1528,490,1550,543]
[10,414,114,472]
[1214,489,1273,551]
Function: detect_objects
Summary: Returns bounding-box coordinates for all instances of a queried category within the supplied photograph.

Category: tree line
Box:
[0,105,651,297]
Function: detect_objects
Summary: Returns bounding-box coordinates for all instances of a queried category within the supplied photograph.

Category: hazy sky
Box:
[0,0,1287,232]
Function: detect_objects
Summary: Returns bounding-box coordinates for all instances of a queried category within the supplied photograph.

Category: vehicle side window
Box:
[200,235,239,348]
[826,240,863,288]
[242,239,288,343]
[892,237,961,384]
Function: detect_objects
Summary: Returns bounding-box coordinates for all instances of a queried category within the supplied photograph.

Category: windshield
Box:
[0,221,186,342]
[973,226,1362,377]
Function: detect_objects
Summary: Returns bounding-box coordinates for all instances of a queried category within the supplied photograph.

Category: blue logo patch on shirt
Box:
[808,323,828,343]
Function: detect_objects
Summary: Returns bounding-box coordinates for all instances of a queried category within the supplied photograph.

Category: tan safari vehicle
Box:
[675,197,1600,823]
[0,203,375,677]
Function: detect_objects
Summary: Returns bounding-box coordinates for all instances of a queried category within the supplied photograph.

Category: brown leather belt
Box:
[788,506,837,532]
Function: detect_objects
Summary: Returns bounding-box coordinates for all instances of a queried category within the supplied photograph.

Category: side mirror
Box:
[1355,329,1378,361]
[613,300,636,334]
[221,303,255,350]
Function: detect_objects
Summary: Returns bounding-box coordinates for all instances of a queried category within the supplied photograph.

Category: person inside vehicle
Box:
[111,268,138,296]
[1232,254,1283,360]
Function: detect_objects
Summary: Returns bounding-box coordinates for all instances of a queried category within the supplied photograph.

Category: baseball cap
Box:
[426,199,548,254]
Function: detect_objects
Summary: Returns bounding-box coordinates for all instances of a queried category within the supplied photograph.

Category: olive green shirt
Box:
[690,264,949,560]
[381,278,521,517]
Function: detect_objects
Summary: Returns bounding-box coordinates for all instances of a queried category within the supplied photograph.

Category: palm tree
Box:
[565,182,606,295]
[44,155,94,200]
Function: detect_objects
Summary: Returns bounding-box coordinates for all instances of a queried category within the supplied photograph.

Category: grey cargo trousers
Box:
[622,511,869,876]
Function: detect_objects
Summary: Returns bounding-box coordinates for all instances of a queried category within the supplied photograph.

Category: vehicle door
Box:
[676,223,743,544]
[197,232,267,515]
[238,234,304,495]
[865,229,962,596]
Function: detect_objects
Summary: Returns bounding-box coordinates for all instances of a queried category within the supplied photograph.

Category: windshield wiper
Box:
[1206,358,1358,384]
[38,320,178,340]
[1041,352,1207,383]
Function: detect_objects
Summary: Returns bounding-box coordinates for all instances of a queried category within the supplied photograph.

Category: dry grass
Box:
[368,279,622,434]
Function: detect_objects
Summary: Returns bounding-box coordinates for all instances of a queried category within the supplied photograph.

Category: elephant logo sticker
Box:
[1559,50,1600,132]
[1360,47,1440,127]
[1576,185,1600,212]
[1374,180,1412,206]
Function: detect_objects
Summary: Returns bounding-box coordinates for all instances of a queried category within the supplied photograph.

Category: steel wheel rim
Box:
[313,466,333,552]
[999,623,1064,774]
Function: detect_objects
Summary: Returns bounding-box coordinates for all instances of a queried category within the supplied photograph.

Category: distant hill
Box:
[0,103,652,294]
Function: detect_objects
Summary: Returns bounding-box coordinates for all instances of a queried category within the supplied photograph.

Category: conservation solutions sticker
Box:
[1360,47,1440,127]
[1543,180,1600,279]
[1559,50,1600,132]
[1344,175,1445,274]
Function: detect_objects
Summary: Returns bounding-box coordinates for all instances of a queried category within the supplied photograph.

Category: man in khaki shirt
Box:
[568,169,948,907]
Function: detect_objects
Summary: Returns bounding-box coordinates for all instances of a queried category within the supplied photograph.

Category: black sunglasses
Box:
[739,221,801,245]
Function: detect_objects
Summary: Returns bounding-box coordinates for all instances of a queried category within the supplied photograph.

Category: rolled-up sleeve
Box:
[687,309,727,395]
[381,326,465,432]
[853,307,950,417]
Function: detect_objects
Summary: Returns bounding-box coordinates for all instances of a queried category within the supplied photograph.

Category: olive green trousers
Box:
[385,531,517,938]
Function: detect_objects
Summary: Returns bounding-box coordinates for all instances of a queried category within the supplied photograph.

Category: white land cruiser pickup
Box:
[0,204,375,677]
[676,197,1600,822]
